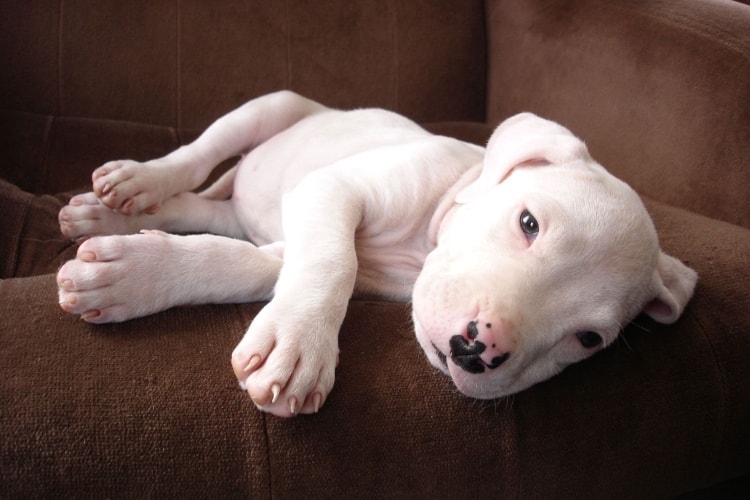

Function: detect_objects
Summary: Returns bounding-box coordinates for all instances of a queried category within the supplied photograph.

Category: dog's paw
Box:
[231,299,339,417]
[58,192,142,240]
[57,232,186,322]
[92,159,190,215]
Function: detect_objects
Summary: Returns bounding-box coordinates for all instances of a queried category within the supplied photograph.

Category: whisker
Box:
[617,333,634,353]
[628,319,653,334]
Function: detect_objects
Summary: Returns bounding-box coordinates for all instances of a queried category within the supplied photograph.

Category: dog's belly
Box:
[231,108,434,246]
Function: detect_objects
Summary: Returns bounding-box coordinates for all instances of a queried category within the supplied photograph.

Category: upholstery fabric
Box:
[486,0,750,228]
[1,0,748,497]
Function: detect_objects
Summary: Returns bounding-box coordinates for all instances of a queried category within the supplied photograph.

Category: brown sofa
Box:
[1,0,748,497]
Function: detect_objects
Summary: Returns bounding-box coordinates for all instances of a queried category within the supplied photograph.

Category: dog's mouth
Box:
[432,342,448,368]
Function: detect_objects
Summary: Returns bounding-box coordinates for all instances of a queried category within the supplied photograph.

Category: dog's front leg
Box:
[232,172,362,417]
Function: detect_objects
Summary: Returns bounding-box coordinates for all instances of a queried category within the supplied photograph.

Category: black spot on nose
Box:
[467,320,479,340]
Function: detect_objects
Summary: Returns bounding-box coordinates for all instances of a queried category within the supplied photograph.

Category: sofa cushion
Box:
[1,194,748,497]
[0,179,77,278]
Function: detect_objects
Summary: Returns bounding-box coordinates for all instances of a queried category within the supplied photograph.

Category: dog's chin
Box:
[427,351,450,376]
[446,363,515,400]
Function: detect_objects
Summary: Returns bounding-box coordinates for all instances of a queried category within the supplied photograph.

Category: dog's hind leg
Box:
[57,231,282,323]
[198,165,238,200]
[89,91,327,216]
[60,190,246,241]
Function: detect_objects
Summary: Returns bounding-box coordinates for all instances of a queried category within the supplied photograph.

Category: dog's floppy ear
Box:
[456,113,589,203]
[642,252,698,324]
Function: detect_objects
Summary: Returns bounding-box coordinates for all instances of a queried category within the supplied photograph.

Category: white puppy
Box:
[57,91,697,417]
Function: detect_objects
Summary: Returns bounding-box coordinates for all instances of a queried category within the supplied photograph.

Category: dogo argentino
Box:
[57,91,698,417]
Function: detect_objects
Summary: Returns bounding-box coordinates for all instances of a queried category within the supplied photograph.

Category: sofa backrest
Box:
[0,0,486,130]
[485,0,750,228]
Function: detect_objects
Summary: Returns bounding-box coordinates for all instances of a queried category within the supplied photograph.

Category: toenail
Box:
[59,279,74,290]
[78,251,96,261]
[313,392,322,413]
[102,183,111,194]
[289,397,297,415]
[60,295,77,306]
[81,310,101,321]
[243,355,261,372]
[145,203,161,214]
[271,384,281,404]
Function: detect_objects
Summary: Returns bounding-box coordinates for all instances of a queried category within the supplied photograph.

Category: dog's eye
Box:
[520,210,539,237]
[576,331,603,348]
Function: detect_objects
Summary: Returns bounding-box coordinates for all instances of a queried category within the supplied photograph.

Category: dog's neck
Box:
[428,162,484,247]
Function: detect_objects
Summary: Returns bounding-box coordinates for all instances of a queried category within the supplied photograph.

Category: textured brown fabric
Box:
[1,0,749,498]
[1,278,271,498]
[486,0,750,229]
[0,0,486,131]
[1,202,748,497]
[0,180,77,278]
[0,112,182,196]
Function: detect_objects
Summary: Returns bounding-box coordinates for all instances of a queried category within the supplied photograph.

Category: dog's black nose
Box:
[449,335,510,374]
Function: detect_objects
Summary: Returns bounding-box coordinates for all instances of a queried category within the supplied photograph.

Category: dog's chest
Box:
[230,111,432,245]
[352,225,434,299]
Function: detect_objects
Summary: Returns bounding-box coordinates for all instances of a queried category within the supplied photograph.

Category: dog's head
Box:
[412,113,697,399]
